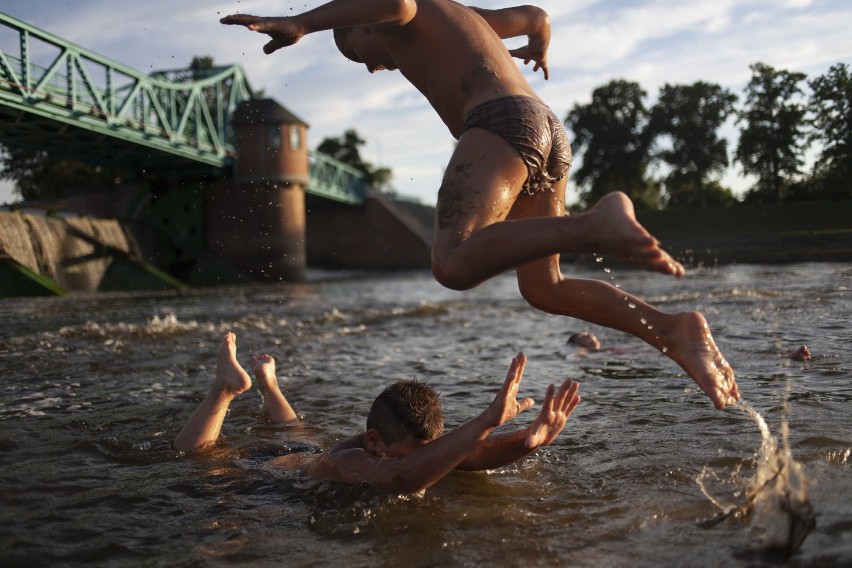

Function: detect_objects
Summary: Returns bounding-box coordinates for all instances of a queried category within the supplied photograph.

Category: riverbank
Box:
[636,200,852,265]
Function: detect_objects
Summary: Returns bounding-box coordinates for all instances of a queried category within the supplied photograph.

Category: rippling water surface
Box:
[1,262,849,567]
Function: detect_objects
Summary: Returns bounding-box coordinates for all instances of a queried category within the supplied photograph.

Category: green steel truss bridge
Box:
[0,12,366,205]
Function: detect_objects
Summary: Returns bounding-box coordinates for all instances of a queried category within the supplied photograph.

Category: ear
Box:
[364,429,383,453]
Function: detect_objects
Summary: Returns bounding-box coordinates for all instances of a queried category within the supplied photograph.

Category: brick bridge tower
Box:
[208,98,309,282]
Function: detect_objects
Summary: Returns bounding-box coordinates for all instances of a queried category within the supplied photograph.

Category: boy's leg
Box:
[430,128,737,408]
[250,354,298,423]
[173,332,252,452]
[431,128,684,292]
[509,180,739,409]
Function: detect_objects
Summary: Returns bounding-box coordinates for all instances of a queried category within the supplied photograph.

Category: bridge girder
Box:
[0,12,367,204]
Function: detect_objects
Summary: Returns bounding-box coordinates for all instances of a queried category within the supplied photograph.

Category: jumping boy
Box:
[220,0,740,409]
[174,332,582,494]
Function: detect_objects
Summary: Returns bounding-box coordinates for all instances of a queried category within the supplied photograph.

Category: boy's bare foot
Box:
[250,354,279,393]
[662,312,739,409]
[249,353,299,423]
[586,192,685,277]
[215,332,252,396]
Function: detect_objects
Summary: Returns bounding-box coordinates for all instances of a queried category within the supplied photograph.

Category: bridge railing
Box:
[308,150,369,205]
[0,12,367,205]
[0,12,255,166]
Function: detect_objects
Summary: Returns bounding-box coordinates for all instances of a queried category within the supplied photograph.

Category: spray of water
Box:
[697,396,815,557]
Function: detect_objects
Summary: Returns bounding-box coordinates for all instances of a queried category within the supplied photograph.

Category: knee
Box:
[517,272,563,312]
[431,258,479,291]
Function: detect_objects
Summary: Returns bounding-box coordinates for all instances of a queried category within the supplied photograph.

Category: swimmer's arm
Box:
[457,379,580,471]
[221,0,416,53]
[307,413,501,492]
[470,5,551,79]
[307,354,535,493]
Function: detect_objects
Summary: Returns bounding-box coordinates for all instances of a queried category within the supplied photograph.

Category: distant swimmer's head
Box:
[366,379,444,458]
[568,332,601,352]
[789,345,812,361]
[333,26,397,73]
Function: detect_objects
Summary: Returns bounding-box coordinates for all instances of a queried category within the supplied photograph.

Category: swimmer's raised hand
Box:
[220,15,304,54]
[508,44,549,80]
[523,378,580,449]
[484,352,536,428]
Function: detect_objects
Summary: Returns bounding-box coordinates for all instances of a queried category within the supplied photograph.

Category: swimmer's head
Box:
[789,345,812,361]
[333,26,397,73]
[568,332,601,351]
[333,27,360,62]
[366,379,444,457]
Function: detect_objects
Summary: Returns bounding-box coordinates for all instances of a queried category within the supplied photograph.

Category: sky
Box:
[1,0,851,206]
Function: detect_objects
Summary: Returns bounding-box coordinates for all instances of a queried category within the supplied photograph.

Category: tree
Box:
[317,128,393,190]
[565,79,659,209]
[735,62,808,204]
[808,62,852,199]
[0,56,218,202]
[0,146,118,202]
[647,82,738,208]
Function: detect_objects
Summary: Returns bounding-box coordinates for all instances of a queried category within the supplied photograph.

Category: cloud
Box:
[1,0,850,205]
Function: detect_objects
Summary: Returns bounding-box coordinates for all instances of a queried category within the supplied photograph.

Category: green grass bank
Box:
[634,200,852,265]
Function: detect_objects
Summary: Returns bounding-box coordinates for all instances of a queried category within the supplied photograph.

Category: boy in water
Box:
[174,332,581,494]
[220,0,740,409]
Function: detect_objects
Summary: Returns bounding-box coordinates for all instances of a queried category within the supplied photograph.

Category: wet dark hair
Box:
[367,379,444,444]
[333,27,363,63]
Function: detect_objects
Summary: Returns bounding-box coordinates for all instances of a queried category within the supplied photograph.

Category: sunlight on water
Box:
[1,263,849,566]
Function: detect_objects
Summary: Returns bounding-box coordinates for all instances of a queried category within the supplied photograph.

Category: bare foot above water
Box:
[250,353,278,392]
[215,331,252,396]
[587,192,685,278]
[663,312,740,409]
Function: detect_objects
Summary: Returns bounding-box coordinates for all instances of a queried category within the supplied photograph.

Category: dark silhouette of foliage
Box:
[317,128,393,190]
[565,79,660,209]
[0,146,117,201]
[736,62,808,204]
[647,82,738,208]
[808,62,852,200]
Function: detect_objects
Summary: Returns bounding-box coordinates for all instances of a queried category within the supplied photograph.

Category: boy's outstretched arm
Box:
[221,0,417,54]
[306,353,535,493]
[470,5,551,79]
[456,376,581,471]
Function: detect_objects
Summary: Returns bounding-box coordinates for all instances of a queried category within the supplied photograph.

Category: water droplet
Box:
[628,302,636,309]
[662,346,668,353]
[595,256,604,263]
[640,318,647,325]
[604,267,611,273]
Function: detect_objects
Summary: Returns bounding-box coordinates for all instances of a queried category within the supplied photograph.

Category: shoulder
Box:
[371,0,418,31]
[307,445,386,485]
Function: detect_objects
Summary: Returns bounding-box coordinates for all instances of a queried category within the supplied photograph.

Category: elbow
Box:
[525,6,550,33]
[386,0,417,24]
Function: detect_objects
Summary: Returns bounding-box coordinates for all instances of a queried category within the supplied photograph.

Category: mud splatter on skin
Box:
[460,59,500,94]
[436,162,474,231]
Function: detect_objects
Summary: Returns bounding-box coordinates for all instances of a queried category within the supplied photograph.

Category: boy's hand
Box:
[508,39,549,79]
[524,378,581,449]
[485,353,535,428]
[221,15,304,54]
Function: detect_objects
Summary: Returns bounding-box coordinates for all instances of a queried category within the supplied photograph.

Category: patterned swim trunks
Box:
[460,95,572,194]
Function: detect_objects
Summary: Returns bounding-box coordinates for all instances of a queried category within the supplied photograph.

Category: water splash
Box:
[697,398,815,557]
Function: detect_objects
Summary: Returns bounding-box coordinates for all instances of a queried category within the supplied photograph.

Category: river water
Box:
[1,262,849,567]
